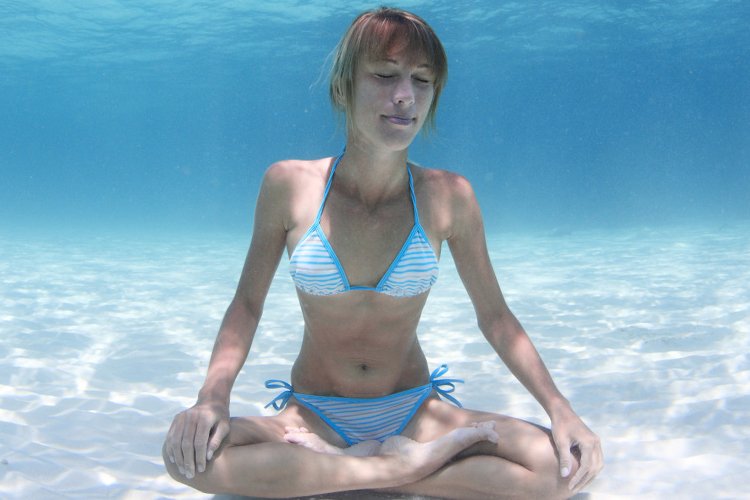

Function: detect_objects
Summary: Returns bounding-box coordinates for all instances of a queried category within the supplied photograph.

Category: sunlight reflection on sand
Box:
[0,224,748,498]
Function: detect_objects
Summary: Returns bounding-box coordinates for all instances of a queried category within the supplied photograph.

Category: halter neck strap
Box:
[314,150,418,225]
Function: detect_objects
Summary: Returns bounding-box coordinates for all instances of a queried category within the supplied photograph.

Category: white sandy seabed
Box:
[0,223,748,499]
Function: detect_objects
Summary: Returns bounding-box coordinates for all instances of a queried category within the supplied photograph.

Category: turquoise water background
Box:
[2,0,747,234]
[1,3,749,497]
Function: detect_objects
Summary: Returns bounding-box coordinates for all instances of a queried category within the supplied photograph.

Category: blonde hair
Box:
[329,7,448,134]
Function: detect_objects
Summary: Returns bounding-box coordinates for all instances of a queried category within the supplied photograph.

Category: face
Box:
[349,48,435,151]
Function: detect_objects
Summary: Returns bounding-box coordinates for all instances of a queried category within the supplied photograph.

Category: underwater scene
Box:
[1,1,748,498]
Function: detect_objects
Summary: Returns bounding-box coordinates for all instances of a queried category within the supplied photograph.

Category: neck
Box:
[335,139,410,206]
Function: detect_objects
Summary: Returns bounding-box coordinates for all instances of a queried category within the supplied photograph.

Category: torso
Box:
[280,156,456,397]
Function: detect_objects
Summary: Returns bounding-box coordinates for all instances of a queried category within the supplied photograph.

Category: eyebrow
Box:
[377,58,433,69]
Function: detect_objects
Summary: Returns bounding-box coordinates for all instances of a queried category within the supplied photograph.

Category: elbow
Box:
[220,295,262,341]
[477,309,522,342]
[232,293,263,326]
[477,316,501,345]
[476,309,506,336]
[476,316,491,335]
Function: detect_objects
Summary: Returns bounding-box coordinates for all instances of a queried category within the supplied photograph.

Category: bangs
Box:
[358,14,444,71]
[329,7,448,134]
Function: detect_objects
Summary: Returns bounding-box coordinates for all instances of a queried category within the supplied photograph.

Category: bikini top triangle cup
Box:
[289,153,439,297]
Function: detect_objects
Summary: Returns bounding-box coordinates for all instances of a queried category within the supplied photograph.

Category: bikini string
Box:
[265,364,463,410]
[264,379,294,410]
[429,364,464,408]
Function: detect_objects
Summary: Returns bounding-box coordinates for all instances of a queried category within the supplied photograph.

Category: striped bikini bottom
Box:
[265,364,463,446]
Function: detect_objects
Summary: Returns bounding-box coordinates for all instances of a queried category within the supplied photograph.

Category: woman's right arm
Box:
[164,162,293,479]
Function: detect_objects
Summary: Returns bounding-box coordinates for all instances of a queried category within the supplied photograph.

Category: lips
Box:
[384,115,414,126]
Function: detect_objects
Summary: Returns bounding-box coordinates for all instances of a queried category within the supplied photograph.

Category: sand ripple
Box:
[1,224,748,498]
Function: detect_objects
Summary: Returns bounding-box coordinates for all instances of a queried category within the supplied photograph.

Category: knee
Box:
[161,441,221,494]
[508,431,581,499]
[532,448,583,500]
[161,441,190,486]
[537,468,578,500]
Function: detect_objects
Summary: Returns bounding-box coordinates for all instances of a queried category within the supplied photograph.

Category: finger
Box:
[165,417,178,464]
[569,457,588,489]
[575,440,604,492]
[167,413,186,474]
[569,443,594,491]
[570,470,590,494]
[570,463,599,495]
[577,471,597,493]
[180,413,198,479]
[555,437,573,478]
[206,418,230,462]
[193,418,212,474]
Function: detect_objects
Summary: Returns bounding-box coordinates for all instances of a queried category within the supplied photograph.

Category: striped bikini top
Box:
[289,153,439,297]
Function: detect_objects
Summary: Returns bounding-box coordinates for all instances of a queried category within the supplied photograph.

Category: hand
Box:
[551,408,603,494]
[165,400,230,479]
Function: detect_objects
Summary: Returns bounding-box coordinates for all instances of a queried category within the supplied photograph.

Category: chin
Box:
[381,128,422,149]
[351,129,419,152]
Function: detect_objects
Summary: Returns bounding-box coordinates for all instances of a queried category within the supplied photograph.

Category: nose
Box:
[392,78,415,106]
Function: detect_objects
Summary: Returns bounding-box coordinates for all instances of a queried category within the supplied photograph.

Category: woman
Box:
[164,7,602,499]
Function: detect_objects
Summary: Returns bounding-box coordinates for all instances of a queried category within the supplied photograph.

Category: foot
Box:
[345,440,382,457]
[283,426,344,455]
[380,421,499,483]
[283,427,383,457]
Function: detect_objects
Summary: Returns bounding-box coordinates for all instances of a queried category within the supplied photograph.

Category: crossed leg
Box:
[284,421,499,459]
[280,397,582,499]
[375,397,580,499]
[283,426,382,456]
[164,401,501,497]
[163,398,580,499]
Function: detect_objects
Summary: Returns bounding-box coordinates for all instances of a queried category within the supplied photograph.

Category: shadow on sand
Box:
[215,492,592,499]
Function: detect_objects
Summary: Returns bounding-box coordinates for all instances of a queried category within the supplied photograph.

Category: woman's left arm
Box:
[444,174,603,492]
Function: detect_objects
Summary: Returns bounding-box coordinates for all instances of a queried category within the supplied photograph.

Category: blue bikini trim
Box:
[265,364,463,446]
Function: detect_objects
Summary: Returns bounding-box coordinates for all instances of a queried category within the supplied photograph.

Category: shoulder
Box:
[259,157,332,202]
[257,157,333,231]
[409,163,480,240]
[410,163,477,210]
[263,158,328,188]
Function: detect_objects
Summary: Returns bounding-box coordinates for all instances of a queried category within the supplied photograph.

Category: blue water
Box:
[1,1,748,234]
[1,3,749,497]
